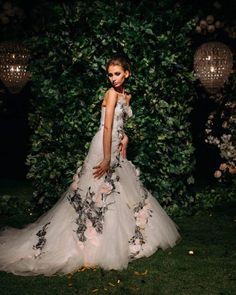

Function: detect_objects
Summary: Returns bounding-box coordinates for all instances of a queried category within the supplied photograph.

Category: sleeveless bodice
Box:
[99,96,132,138]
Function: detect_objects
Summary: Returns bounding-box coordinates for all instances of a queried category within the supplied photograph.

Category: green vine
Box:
[25,0,196,214]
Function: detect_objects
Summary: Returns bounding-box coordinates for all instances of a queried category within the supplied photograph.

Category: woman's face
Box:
[107,65,129,89]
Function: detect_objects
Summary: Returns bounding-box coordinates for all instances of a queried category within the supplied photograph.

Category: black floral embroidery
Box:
[67,157,121,243]
[116,112,124,123]
[67,98,130,245]
[105,155,122,186]
[121,100,132,121]
[129,191,153,260]
[129,228,145,260]
[123,106,130,122]
[32,222,51,258]
[116,99,131,123]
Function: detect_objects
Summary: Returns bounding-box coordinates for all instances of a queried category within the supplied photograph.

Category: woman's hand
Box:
[93,159,110,179]
[119,133,128,159]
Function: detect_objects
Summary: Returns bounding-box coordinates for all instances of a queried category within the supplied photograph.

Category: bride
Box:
[0,56,180,276]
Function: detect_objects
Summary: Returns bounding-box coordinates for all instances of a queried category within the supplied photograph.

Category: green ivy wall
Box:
[26,0,196,215]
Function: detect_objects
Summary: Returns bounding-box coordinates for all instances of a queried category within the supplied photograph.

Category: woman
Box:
[0,56,180,276]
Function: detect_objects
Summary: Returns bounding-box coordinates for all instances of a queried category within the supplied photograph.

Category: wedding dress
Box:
[0,95,180,276]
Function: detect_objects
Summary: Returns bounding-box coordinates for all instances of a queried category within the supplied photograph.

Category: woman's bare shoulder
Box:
[107,87,119,95]
[103,88,118,105]
[106,88,118,97]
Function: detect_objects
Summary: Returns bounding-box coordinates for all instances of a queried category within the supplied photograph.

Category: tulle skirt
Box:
[0,155,180,276]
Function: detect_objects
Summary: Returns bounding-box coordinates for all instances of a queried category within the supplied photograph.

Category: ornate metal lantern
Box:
[0,41,30,93]
[194,42,233,94]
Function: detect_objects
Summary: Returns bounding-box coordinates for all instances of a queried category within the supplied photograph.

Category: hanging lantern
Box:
[194,42,233,94]
[0,41,30,94]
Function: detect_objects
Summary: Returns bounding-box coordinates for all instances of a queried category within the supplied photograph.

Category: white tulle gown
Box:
[0,95,180,276]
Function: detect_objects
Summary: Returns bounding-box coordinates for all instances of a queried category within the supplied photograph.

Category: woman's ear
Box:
[125,70,130,78]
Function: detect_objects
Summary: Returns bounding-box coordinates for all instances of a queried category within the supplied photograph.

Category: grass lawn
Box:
[0,180,235,295]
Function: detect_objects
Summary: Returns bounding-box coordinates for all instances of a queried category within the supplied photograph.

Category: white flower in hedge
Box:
[229,165,236,174]
[187,176,195,184]
[214,170,222,178]
[222,121,228,128]
[219,163,227,171]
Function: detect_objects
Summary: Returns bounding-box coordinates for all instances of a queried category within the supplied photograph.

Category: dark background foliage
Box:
[22,0,196,214]
[0,0,235,216]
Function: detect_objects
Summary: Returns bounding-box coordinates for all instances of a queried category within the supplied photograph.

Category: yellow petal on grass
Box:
[134,269,148,276]
[91,288,99,292]
[108,282,116,287]
[79,264,97,272]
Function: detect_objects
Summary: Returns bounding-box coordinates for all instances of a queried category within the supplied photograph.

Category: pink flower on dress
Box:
[93,193,104,208]
[70,181,79,191]
[77,241,85,250]
[134,238,140,245]
[136,215,147,227]
[135,201,152,227]
[143,202,151,210]
[99,183,113,194]
[92,182,113,207]
[84,226,97,239]
[84,220,100,246]
[139,208,149,219]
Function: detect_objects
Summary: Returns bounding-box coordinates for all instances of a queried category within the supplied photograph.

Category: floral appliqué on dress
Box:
[32,222,51,258]
[129,191,153,259]
[67,156,121,247]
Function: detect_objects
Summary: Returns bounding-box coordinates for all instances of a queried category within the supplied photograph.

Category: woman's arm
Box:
[103,89,117,162]
[119,133,128,159]
[119,93,131,159]
[93,89,117,179]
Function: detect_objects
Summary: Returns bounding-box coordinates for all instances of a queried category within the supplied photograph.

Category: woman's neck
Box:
[113,86,125,94]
